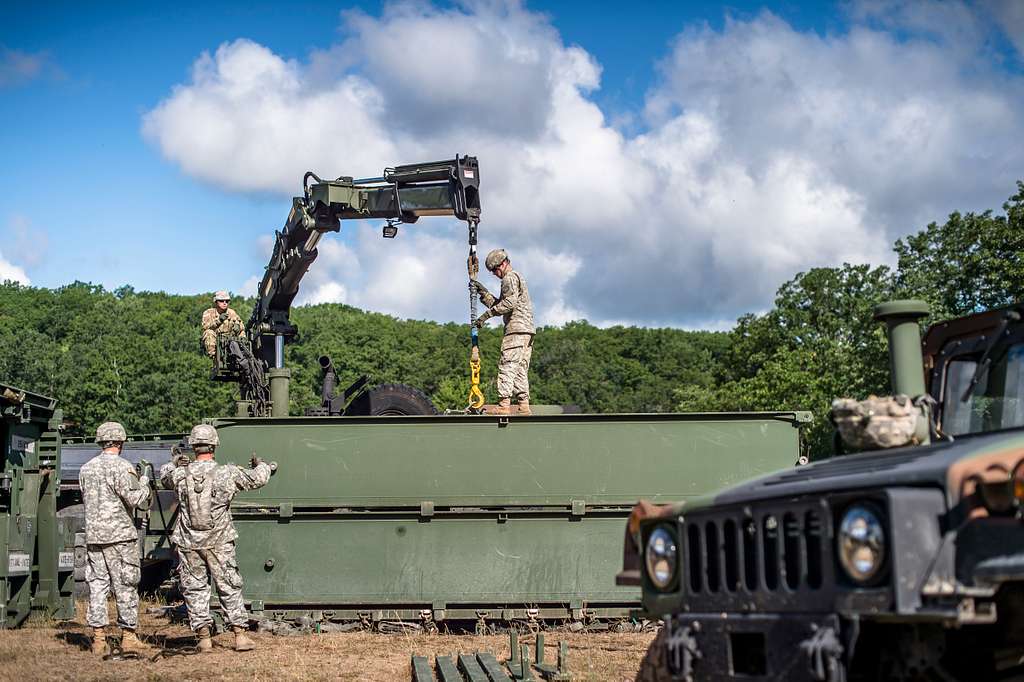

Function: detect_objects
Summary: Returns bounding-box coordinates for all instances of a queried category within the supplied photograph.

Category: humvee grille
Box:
[681,498,831,609]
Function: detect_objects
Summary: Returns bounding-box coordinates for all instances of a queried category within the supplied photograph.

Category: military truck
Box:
[624,301,1024,681]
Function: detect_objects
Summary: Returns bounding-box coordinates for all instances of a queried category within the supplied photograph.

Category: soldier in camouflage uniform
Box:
[201,290,245,358]
[473,249,535,415]
[160,424,273,652]
[78,421,151,655]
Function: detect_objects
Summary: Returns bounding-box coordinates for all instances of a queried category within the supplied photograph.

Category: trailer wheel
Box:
[636,627,672,682]
[347,383,438,416]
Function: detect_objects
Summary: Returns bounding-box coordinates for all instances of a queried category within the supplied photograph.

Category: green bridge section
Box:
[209,412,807,622]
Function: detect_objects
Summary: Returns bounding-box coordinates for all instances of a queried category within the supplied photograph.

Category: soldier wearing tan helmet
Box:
[160,424,274,653]
[78,421,151,655]
[472,248,535,415]
[200,290,245,359]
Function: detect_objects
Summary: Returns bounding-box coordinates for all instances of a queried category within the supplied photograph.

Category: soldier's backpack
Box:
[182,468,215,530]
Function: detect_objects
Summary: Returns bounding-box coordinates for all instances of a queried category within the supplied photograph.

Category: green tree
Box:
[895,181,1024,318]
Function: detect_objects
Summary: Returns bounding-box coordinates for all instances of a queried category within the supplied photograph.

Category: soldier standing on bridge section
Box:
[472,249,535,416]
[201,291,245,359]
[160,424,274,652]
[78,421,152,655]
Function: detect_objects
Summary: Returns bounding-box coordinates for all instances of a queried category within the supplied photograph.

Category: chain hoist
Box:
[466,219,485,411]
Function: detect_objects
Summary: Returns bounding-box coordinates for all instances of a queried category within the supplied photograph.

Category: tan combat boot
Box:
[120,628,148,653]
[233,626,255,652]
[493,398,511,416]
[516,398,531,416]
[196,626,213,653]
[91,627,106,655]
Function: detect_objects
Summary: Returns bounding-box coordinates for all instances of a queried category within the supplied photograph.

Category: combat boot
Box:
[196,626,213,653]
[233,626,255,652]
[516,398,531,416]
[120,628,148,653]
[493,398,511,416]
[91,627,106,655]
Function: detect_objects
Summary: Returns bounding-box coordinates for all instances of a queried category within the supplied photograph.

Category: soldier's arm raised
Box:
[114,467,151,509]
[232,462,272,491]
[158,461,177,490]
[488,273,521,316]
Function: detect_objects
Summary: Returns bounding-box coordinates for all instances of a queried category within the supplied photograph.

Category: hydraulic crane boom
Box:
[247,156,481,373]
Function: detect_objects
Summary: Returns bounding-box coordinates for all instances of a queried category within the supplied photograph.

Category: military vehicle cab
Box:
[623,301,1024,681]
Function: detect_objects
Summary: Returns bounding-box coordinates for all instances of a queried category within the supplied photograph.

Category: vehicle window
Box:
[943,343,1024,435]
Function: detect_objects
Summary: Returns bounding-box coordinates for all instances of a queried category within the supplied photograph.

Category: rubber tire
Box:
[636,627,672,682]
[346,383,438,416]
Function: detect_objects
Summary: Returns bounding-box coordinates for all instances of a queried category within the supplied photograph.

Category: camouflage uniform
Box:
[832,394,924,451]
[160,458,272,631]
[201,307,245,358]
[78,450,150,629]
[477,269,535,401]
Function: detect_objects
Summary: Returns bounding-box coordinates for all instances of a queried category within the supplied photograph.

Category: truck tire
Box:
[347,383,438,416]
[636,627,672,682]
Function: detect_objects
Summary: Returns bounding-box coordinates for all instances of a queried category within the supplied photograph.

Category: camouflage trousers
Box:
[201,330,218,358]
[497,333,533,401]
[177,543,249,631]
[85,540,140,629]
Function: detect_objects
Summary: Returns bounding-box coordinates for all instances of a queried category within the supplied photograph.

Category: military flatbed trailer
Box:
[58,410,807,628]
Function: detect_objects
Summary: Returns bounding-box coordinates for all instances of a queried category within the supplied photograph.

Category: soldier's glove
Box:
[473,315,489,329]
[171,447,190,467]
[250,455,264,469]
[218,312,228,323]
[470,280,488,296]
[138,459,155,482]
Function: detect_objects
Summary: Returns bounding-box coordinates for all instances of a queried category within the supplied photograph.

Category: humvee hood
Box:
[702,427,1024,510]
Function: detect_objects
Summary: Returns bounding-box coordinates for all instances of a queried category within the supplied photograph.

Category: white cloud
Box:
[5,215,48,268]
[0,250,29,285]
[143,2,1024,327]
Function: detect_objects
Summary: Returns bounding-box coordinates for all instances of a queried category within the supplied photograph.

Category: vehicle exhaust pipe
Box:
[873,300,930,397]
[874,300,931,445]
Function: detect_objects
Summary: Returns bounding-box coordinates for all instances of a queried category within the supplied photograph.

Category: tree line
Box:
[2,182,1021,456]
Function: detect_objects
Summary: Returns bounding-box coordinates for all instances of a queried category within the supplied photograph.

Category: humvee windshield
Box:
[943,342,1024,435]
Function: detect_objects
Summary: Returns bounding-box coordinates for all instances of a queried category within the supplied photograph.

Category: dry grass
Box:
[0,601,654,681]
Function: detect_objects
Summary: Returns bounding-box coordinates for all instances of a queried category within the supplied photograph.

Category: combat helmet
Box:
[485,249,508,271]
[214,290,230,302]
[95,421,127,444]
[188,423,220,447]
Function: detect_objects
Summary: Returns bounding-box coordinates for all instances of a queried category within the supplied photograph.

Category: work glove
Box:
[218,312,228,323]
[138,459,155,482]
[171,447,190,467]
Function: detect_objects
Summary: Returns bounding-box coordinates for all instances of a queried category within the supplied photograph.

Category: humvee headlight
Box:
[838,505,886,584]
[645,526,678,590]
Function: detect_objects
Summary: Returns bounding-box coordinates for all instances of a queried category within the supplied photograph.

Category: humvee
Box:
[623,300,1024,681]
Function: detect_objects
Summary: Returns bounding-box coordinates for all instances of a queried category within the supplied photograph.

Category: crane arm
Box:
[246,156,480,370]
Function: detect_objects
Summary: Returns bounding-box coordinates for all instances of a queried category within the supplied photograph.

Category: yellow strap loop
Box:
[468,354,485,409]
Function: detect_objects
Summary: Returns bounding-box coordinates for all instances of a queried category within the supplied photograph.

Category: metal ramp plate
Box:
[476,652,513,681]
[458,653,489,682]
[412,655,435,682]
[436,656,463,682]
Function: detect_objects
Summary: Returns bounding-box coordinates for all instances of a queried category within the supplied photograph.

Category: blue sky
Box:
[2,1,1023,328]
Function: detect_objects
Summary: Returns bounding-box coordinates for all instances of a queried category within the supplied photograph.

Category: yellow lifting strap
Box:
[468,347,485,409]
[467,248,485,410]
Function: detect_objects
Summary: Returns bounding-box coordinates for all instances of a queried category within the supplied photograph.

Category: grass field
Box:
[0,601,655,681]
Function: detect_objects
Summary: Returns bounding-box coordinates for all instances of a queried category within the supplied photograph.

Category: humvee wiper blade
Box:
[961,309,1022,402]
